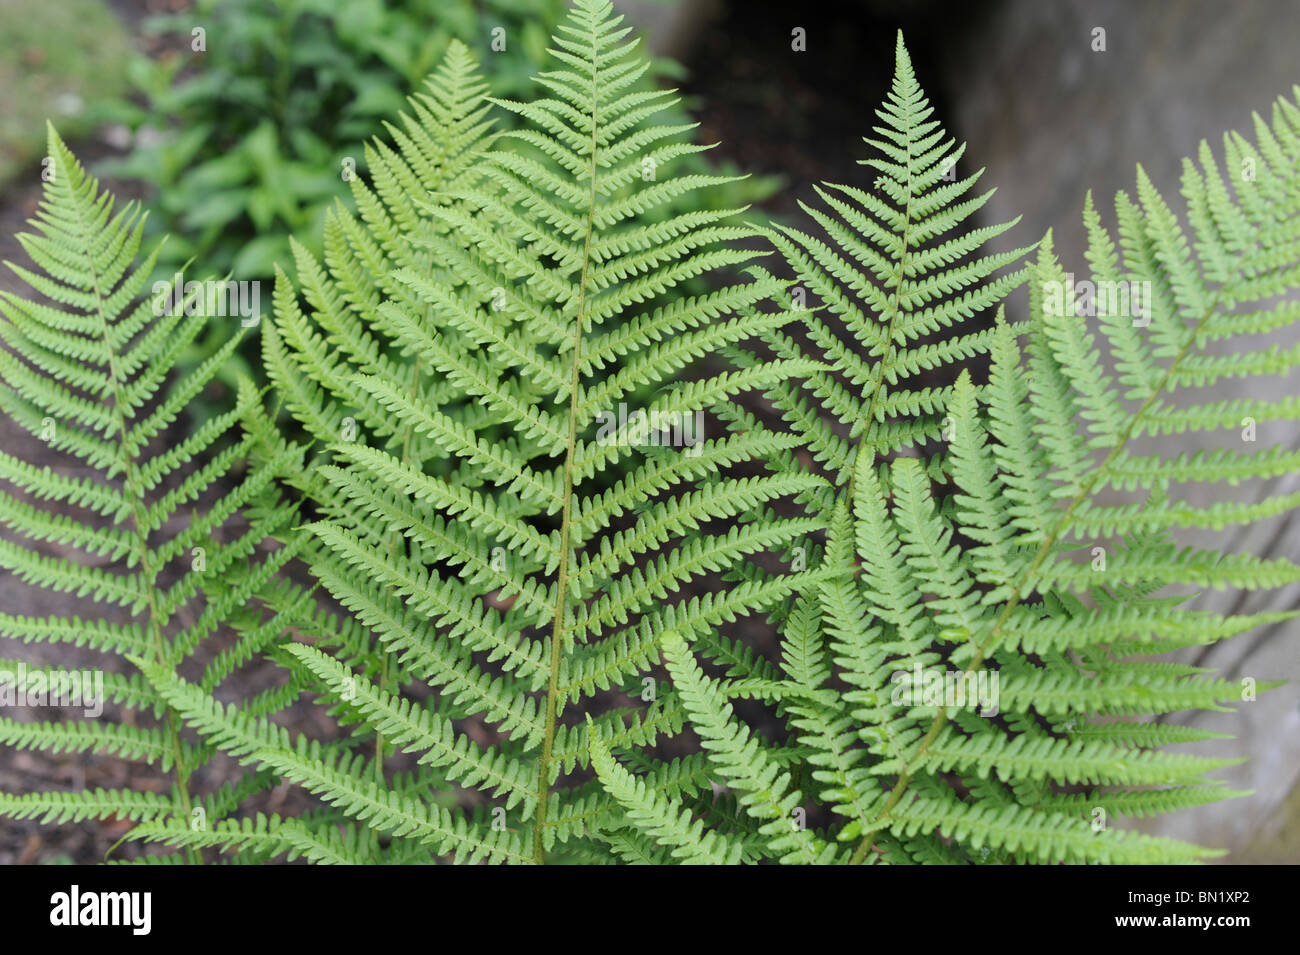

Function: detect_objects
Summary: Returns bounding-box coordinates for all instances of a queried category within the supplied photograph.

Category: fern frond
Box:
[0,127,323,861]
[740,30,1034,502]
[263,3,819,863]
[626,39,1300,866]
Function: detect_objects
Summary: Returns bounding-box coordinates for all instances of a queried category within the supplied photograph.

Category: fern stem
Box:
[72,194,203,863]
[844,174,913,510]
[534,11,604,865]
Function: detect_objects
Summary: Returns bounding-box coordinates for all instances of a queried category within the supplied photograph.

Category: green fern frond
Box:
[0,127,319,862]
[611,39,1300,866]
[738,29,1034,507]
[258,0,822,864]
[8,5,1296,868]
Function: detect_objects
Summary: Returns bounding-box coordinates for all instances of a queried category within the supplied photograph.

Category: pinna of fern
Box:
[0,126,324,863]
[618,46,1300,863]
[143,0,828,864]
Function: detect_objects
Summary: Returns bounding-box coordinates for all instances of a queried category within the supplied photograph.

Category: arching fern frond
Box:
[611,48,1300,864]
[0,127,320,862]
[259,0,822,864]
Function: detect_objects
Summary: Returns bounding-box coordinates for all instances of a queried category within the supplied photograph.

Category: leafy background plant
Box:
[95,0,577,284]
[0,0,130,189]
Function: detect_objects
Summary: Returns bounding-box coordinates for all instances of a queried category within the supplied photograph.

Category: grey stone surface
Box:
[616,0,721,57]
